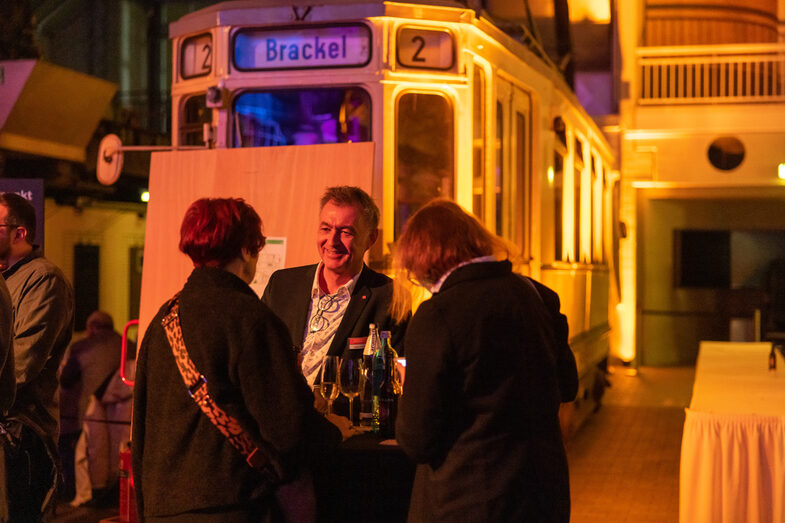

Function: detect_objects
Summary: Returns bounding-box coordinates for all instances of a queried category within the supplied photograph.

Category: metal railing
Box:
[637,44,785,104]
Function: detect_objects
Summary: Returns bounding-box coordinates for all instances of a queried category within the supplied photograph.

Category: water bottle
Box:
[372,331,400,437]
[359,324,379,427]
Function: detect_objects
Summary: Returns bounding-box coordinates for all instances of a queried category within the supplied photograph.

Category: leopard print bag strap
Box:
[161,295,277,482]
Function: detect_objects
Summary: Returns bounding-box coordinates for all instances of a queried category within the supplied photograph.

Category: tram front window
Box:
[396,93,454,237]
[233,88,371,147]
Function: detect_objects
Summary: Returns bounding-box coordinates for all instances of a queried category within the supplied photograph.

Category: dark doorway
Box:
[129,246,143,321]
[73,244,99,331]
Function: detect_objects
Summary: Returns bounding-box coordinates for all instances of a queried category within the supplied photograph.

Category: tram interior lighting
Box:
[547,166,554,185]
[778,163,785,180]
[141,191,150,203]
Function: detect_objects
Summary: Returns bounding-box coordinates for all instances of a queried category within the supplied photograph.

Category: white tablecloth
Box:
[680,342,785,523]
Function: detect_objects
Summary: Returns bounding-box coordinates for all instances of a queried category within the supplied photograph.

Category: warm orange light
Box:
[571,0,611,23]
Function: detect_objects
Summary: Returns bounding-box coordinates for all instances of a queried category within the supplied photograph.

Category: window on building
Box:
[675,230,730,288]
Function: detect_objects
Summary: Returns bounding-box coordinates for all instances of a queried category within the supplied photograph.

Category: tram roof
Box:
[170,0,470,38]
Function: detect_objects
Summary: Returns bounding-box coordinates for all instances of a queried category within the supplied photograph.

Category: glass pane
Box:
[495,100,503,236]
[233,88,371,147]
[574,161,581,262]
[591,157,597,262]
[472,67,485,220]
[515,111,527,251]
[554,152,564,261]
[181,95,208,146]
[396,93,454,237]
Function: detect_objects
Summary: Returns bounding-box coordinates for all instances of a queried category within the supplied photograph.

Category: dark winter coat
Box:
[132,267,339,519]
[396,260,573,523]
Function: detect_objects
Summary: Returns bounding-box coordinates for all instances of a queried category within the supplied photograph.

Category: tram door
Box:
[495,77,532,262]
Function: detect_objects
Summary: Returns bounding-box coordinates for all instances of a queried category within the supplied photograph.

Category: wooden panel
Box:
[645,1,777,46]
[138,142,375,338]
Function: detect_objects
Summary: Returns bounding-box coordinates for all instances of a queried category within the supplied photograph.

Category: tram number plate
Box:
[181,33,212,79]
[397,27,454,70]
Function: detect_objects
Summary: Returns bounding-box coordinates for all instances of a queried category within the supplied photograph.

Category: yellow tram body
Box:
[156,0,620,431]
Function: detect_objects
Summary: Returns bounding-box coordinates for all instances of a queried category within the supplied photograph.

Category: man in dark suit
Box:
[262,186,407,390]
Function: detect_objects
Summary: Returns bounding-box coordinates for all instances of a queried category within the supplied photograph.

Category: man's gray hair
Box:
[320,186,380,231]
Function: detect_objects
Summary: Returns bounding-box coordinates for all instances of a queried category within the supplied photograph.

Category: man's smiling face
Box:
[316,200,376,282]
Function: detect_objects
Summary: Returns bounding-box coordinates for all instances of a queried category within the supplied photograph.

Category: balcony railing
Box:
[637,44,785,104]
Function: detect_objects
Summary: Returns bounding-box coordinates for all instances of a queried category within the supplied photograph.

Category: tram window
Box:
[233,88,371,147]
[592,157,605,264]
[590,157,598,263]
[515,111,528,253]
[395,92,454,237]
[472,67,485,220]
[574,141,584,263]
[554,152,564,261]
[495,100,504,237]
[181,95,209,146]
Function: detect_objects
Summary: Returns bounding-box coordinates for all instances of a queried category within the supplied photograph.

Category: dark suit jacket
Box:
[132,267,339,518]
[261,264,407,358]
[396,260,570,523]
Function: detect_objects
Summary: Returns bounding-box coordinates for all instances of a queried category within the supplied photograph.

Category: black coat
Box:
[396,260,572,523]
[132,267,339,518]
[261,264,407,358]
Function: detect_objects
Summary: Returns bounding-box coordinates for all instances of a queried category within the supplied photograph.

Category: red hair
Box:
[390,199,512,321]
[179,198,265,267]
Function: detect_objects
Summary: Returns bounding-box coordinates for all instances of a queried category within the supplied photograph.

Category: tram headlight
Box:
[206,85,224,108]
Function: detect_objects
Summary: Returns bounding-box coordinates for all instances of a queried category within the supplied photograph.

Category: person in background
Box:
[262,186,408,401]
[59,310,122,502]
[132,197,341,522]
[392,199,576,523]
[0,192,74,521]
[0,275,14,415]
[0,275,15,520]
[71,340,136,508]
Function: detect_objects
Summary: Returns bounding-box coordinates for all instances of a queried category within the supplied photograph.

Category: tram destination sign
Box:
[234,24,371,70]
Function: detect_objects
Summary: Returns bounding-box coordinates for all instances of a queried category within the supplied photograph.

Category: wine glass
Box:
[320,355,340,416]
[338,353,362,426]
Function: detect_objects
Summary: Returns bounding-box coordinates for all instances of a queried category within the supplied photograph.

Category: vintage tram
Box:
[116,0,619,433]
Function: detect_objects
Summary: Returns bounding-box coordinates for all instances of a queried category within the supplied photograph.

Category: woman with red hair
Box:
[393,199,575,523]
[132,197,340,522]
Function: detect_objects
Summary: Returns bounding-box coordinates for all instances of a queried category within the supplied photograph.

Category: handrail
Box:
[121,319,139,387]
[637,43,785,104]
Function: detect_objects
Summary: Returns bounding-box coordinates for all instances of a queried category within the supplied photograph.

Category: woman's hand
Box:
[325,413,356,441]
[312,385,328,415]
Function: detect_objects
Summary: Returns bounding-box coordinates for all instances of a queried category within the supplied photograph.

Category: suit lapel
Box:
[328,266,373,355]
[291,265,318,347]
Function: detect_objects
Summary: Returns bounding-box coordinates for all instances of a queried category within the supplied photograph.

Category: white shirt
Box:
[300,263,360,386]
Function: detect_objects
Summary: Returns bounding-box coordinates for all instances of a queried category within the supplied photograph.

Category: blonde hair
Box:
[390,199,516,321]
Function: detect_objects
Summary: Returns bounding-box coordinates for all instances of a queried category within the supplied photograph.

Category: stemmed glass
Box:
[338,353,362,426]
[320,355,340,416]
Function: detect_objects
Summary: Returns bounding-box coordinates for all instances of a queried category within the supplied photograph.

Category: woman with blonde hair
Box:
[393,199,575,523]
